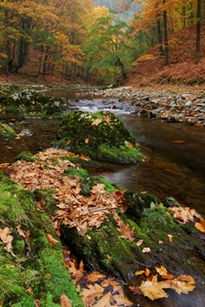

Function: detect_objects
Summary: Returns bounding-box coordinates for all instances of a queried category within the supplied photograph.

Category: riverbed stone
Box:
[55,110,144,164]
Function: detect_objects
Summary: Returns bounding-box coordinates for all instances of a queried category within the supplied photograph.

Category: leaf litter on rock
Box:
[63,247,133,307]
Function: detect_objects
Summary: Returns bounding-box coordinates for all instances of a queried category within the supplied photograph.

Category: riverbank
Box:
[91,86,205,127]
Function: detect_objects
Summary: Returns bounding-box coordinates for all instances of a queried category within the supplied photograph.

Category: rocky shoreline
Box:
[91,86,205,127]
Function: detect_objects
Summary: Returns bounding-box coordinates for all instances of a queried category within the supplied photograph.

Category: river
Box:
[1,90,204,215]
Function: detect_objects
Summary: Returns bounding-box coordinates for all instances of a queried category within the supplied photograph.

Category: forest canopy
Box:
[0,0,204,84]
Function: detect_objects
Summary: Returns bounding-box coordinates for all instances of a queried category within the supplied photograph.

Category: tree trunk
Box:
[156,19,164,56]
[195,0,201,64]
[163,0,169,65]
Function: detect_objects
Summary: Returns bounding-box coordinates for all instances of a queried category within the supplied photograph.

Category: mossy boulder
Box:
[0,172,83,307]
[55,111,144,164]
[2,89,67,117]
[0,122,16,138]
[61,190,205,282]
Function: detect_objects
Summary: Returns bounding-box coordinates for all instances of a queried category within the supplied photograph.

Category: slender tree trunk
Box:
[156,19,164,56]
[163,0,169,65]
[195,0,201,63]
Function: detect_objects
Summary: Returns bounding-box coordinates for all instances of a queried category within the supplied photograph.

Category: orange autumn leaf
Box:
[46,234,58,245]
[195,218,205,233]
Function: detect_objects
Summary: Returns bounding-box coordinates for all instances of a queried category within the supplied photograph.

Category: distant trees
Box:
[0,0,94,78]
[84,16,135,83]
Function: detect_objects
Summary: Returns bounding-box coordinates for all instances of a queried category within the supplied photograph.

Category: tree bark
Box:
[163,0,169,65]
[195,0,201,64]
[156,19,164,56]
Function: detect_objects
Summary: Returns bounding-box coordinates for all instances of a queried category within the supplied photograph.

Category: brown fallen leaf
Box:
[169,206,199,224]
[142,247,151,253]
[93,291,112,307]
[136,239,143,247]
[86,271,106,283]
[104,115,111,124]
[0,227,14,255]
[91,118,103,126]
[60,294,72,307]
[46,234,58,245]
[84,138,89,144]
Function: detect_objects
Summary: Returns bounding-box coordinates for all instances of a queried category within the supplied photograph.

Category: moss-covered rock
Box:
[55,111,144,164]
[2,89,67,117]
[61,190,205,282]
[0,122,16,138]
[0,172,83,307]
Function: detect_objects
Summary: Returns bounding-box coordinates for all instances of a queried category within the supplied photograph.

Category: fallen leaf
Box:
[136,239,143,247]
[84,138,89,144]
[195,218,205,233]
[158,240,163,245]
[60,294,72,307]
[135,270,145,276]
[104,115,111,123]
[46,234,58,245]
[34,300,40,307]
[93,291,112,307]
[145,268,150,277]
[171,140,186,144]
[142,247,151,253]
[169,206,199,224]
[66,139,71,145]
[167,234,173,242]
[129,286,143,295]
[0,227,14,255]
[155,265,168,276]
[86,271,106,283]
[92,118,103,126]
[139,275,168,301]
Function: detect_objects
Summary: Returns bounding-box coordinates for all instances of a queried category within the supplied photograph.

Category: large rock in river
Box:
[56,111,143,164]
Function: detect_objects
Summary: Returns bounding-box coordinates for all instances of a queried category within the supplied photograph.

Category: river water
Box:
[1,90,204,215]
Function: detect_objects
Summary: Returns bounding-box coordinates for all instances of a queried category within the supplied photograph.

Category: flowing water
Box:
[0,89,205,306]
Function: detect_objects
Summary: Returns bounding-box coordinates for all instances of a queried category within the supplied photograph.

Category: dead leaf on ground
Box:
[142,247,151,253]
[60,294,72,307]
[0,227,14,255]
[91,118,103,126]
[84,138,89,144]
[104,115,111,123]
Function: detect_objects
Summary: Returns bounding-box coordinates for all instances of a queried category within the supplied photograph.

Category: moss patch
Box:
[55,111,144,164]
[0,122,16,138]
[0,172,83,307]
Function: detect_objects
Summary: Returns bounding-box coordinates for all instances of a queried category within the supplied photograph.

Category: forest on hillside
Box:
[0,0,204,85]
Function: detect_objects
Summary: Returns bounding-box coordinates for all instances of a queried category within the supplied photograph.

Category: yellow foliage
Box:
[133,54,157,65]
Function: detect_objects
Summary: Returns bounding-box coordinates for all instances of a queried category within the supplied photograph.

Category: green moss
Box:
[55,111,144,164]
[0,122,16,138]
[61,189,205,281]
[0,172,83,306]
[13,152,39,162]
